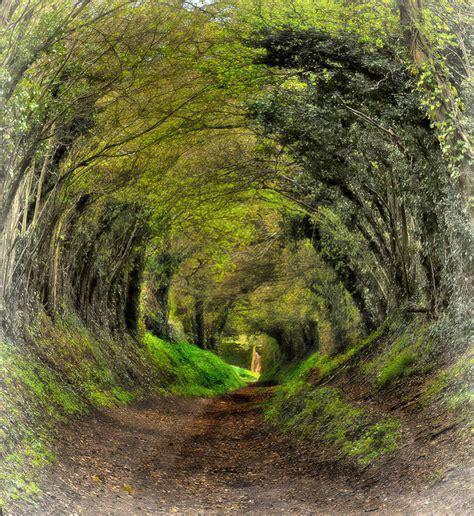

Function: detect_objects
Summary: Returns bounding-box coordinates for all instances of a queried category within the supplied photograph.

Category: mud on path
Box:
[18,385,472,514]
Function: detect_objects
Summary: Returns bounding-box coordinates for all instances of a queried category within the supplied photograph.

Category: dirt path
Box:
[17,385,472,514]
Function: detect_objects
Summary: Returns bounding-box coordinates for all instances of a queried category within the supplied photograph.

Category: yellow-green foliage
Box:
[144,333,245,396]
[218,335,254,369]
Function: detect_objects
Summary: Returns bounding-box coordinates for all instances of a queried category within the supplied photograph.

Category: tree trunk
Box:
[194,298,206,349]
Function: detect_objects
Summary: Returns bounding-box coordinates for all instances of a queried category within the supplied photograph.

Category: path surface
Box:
[19,385,472,514]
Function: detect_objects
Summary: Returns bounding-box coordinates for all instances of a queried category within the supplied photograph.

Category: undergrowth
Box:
[362,323,429,388]
[1,319,247,509]
[265,379,401,465]
[0,341,81,507]
[264,328,403,466]
[422,350,474,415]
[260,323,386,386]
[231,366,260,383]
[265,316,472,469]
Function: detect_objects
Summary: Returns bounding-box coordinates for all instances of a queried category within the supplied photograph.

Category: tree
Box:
[248,25,461,321]
[397,0,472,205]
[0,0,259,334]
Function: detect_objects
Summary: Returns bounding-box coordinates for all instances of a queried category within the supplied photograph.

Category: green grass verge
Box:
[0,342,82,507]
[231,366,260,383]
[260,324,386,386]
[144,333,246,396]
[362,323,431,389]
[265,380,401,466]
[1,323,246,509]
[264,326,401,466]
[422,351,474,414]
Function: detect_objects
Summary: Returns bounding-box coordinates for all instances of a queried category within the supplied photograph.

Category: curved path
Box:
[18,386,472,514]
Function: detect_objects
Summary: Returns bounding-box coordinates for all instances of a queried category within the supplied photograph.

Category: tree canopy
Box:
[0,0,471,361]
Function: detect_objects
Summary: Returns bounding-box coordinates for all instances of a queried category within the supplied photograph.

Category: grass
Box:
[0,339,90,508]
[265,382,401,465]
[260,324,387,386]
[144,333,246,396]
[264,325,402,466]
[231,366,260,383]
[376,348,417,388]
[264,318,471,470]
[311,324,386,380]
[422,351,474,414]
[1,321,248,510]
[5,312,462,508]
[362,323,430,389]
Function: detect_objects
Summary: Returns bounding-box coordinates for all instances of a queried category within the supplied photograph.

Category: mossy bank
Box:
[0,316,246,509]
[265,315,473,468]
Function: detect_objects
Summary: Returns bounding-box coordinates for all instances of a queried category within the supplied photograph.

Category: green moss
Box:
[79,384,135,408]
[263,328,399,466]
[1,322,245,509]
[279,325,387,386]
[448,391,474,410]
[1,338,91,508]
[3,347,87,420]
[258,361,280,382]
[363,324,431,389]
[84,386,115,407]
[376,348,417,388]
[265,384,400,465]
[263,324,401,465]
[0,432,55,507]
[343,419,401,465]
[422,352,474,414]
[231,366,260,382]
[424,374,448,400]
[111,387,136,404]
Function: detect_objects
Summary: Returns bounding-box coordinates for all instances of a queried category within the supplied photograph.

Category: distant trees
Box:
[162,208,362,359]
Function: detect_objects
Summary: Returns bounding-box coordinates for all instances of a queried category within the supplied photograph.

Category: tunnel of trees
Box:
[0,0,472,511]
